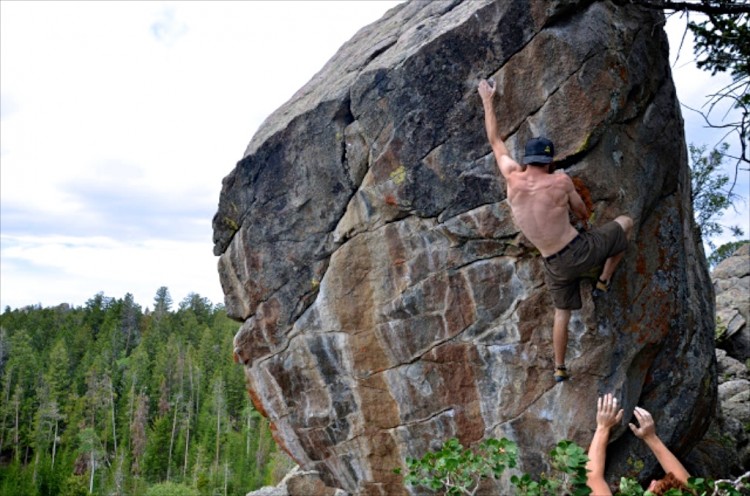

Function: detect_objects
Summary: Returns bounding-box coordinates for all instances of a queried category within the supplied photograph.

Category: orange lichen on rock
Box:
[246,385,269,418]
[571,176,594,215]
[636,252,648,276]
[269,421,300,465]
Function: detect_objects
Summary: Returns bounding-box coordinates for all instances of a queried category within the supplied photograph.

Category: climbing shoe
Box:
[554,366,569,382]
[595,278,611,293]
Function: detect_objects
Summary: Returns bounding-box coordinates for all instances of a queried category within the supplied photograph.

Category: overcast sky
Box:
[1,1,747,311]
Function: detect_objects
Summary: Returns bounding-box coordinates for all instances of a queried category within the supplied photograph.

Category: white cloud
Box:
[150,6,188,46]
[0,0,404,311]
[1,234,220,310]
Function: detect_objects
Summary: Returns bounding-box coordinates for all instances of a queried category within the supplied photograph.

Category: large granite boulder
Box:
[213,1,716,494]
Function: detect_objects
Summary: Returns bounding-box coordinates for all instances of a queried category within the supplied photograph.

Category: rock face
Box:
[713,245,750,454]
[714,243,750,362]
[213,1,716,494]
[688,244,750,477]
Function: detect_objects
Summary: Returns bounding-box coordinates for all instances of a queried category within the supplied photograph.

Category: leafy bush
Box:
[144,481,200,496]
[59,475,89,496]
[396,438,750,495]
[395,437,517,495]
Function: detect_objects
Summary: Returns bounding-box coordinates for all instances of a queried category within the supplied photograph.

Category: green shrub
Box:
[59,475,89,496]
[145,481,200,496]
[395,437,517,495]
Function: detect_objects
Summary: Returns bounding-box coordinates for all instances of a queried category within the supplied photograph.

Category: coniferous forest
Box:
[0,288,291,496]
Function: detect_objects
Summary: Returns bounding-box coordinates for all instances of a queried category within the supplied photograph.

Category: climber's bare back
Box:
[505,165,580,258]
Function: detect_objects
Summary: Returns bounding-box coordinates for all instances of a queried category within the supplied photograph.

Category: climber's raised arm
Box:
[477,78,521,179]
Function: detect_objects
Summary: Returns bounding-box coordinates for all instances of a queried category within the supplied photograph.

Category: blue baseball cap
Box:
[523,137,554,164]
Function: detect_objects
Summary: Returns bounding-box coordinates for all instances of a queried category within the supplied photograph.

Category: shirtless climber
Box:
[477,78,633,382]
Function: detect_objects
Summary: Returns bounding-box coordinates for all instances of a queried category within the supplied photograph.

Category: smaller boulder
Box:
[713,244,750,361]
[286,469,348,496]
[245,487,287,496]
[246,467,349,496]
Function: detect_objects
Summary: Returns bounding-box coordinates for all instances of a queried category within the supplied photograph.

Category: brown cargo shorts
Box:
[542,221,628,310]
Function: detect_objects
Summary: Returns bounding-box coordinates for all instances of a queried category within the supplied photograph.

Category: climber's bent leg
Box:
[596,215,633,289]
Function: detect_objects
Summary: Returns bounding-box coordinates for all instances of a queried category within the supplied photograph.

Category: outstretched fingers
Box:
[596,393,623,429]
[601,393,618,414]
